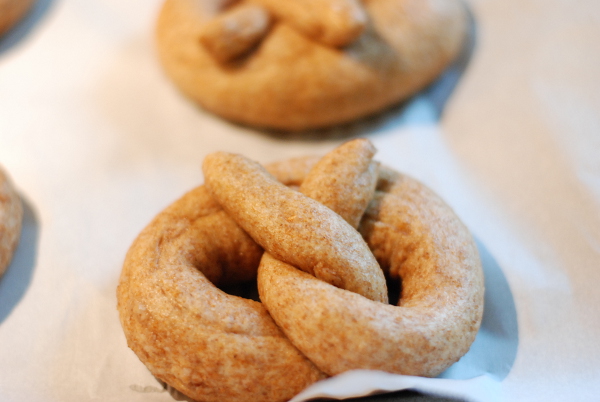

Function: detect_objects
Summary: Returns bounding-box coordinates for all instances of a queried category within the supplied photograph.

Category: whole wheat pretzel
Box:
[156,0,468,130]
[0,166,23,278]
[117,139,484,401]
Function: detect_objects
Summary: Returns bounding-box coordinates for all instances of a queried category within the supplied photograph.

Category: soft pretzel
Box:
[0,166,23,278]
[117,139,484,401]
[155,0,468,130]
[0,0,36,36]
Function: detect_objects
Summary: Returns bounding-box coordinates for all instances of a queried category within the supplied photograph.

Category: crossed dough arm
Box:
[253,0,367,47]
[199,3,272,62]
[199,0,368,62]
[202,143,388,303]
[299,138,380,229]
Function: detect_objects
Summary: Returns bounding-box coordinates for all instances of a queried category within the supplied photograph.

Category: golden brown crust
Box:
[155,0,467,130]
[117,140,484,400]
[202,149,388,303]
[199,3,273,63]
[258,164,484,377]
[0,166,23,278]
[253,0,368,47]
[0,0,36,36]
[117,185,326,402]
[299,138,379,229]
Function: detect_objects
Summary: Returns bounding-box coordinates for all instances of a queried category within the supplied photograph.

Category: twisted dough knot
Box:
[117,139,484,402]
[200,0,367,62]
[156,0,468,130]
[204,139,388,304]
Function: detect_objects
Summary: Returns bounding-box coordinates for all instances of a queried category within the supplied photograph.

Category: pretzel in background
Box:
[156,0,468,130]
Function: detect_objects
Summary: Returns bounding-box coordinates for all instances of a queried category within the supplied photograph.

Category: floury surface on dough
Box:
[155,0,468,130]
[117,139,484,402]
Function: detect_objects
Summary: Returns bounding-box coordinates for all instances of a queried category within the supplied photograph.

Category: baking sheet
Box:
[1,0,599,401]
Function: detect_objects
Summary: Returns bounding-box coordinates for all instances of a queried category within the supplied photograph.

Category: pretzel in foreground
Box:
[156,0,468,130]
[0,166,23,278]
[117,139,484,402]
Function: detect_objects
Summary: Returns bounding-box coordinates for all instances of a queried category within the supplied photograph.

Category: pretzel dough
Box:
[0,166,23,278]
[258,165,484,376]
[155,0,468,130]
[117,185,326,402]
[202,147,388,304]
[118,140,484,401]
[0,0,36,36]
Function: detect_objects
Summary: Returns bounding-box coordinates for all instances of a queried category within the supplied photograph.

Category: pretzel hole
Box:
[385,272,402,306]
[219,280,261,302]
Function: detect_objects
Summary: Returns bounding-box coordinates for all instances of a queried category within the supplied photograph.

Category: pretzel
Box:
[117,139,484,401]
[0,166,23,278]
[155,0,468,130]
[0,0,36,36]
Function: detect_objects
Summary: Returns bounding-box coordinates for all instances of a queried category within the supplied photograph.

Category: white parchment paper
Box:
[1,0,599,401]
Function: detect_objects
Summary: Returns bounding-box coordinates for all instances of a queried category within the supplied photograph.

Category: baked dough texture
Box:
[117,139,484,402]
[201,149,388,304]
[155,0,468,130]
[0,166,23,278]
[0,0,36,36]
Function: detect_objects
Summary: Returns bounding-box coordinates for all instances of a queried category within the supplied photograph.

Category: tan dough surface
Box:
[118,141,484,401]
[0,166,23,278]
[298,138,379,229]
[155,0,467,130]
[258,165,484,376]
[0,0,36,36]
[117,185,325,402]
[202,150,388,303]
